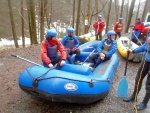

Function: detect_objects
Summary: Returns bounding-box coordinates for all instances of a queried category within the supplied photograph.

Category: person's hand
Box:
[73,47,77,51]
[60,60,66,66]
[66,48,70,51]
[48,63,54,68]
[128,49,133,54]
[100,56,105,60]
[100,53,105,57]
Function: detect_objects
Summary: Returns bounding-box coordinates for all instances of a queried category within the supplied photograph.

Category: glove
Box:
[100,53,105,57]
[128,49,133,54]
[48,63,54,69]
[60,60,66,66]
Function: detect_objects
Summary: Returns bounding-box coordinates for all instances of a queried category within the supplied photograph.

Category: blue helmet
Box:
[98,15,102,18]
[107,30,116,37]
[46,29,57,37]
[119,18,123,21]
[67,28,75,33]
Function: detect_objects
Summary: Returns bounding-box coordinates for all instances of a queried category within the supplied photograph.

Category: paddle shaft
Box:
[124,52,129,76]
[133,32,142,45]
[82,49,95,65]
[11,54,44,67]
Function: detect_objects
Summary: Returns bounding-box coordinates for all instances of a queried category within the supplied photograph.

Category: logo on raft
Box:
[64,83,78,91]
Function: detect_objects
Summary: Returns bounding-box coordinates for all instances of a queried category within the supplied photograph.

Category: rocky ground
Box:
[0,40,149,113]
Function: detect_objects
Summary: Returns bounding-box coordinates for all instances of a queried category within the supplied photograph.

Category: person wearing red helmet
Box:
[40,29,66,69]
[93,15,106,40]
[89,30,117,68]
[114,18,123,39]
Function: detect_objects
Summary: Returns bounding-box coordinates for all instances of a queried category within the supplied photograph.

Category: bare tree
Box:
[7,0,19,48]
[106,0,113,32]
[125,0,136,33]
[27,0,38,44]
[84,0,90,34]
[141,0,149,22]
[75,0,81,36]
[114,0,119,22]
[135,0,141,21]
[72,0,75,28]
[120,0,125,18]
[95,0,98,21]
[21,0,25,47]
[125,0,129,26]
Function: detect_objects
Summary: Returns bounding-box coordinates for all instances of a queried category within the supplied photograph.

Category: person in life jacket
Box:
[114,17,123,39]
[40,29,66,69]
[89,30,117,68]
[93,15,106,40]
[132,18,144,44]
[61,28,80,64]
[123,34,150,111]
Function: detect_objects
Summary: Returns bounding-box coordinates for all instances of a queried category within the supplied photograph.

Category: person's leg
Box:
[66,51,73,64]
[89,53,99,64]
[137,69,150,110]
[51,56,62,69]
[99,32,102,41]
[123,60,149,102]
[74,49,80,63]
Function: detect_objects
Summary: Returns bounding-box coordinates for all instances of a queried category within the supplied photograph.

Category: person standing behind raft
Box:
[40,29,66,69]
[93,15,106,40]
[114,18,123,39]
[131,18,144,44]
[123,35,150,110]
[89,30,117,68]
[62,28,80,64]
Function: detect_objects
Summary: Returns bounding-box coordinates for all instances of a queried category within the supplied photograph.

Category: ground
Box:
[0,42,150,113]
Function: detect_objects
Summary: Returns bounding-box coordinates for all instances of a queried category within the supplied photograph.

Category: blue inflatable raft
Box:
[18,41,119,104]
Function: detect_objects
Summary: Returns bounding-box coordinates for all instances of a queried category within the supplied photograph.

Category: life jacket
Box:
[45,40,58,58]
[116,23,123,31]
[102,40,112,54]
[64,37,75,49]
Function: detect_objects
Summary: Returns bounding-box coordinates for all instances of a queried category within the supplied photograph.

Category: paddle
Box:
[11,54,44,67]
[132,33,142,45]
[117,31,132,98]
[81,49,96,65]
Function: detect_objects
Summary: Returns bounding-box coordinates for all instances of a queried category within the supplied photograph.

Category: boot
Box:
[123,95,135,102]
[136,92,150,110]
[136,102,147,110]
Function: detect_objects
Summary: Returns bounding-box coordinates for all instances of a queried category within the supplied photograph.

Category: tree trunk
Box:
[106,0,112,32]
[135,0,141,21]
[72,0,75,28]
[40,0,45,42]
[125,0,129,26]
[21,0,25,47]
[7,0,19,48]
[84,0,90,34]
[95,0,98,21]
[125,0,136,33]
[114,0,119,22]
[27,0,38,44]
[75,0,81,36]
[141,0,148,22]
[120,0,125,17]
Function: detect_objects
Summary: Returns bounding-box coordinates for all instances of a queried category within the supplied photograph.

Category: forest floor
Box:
[0,34,150,113]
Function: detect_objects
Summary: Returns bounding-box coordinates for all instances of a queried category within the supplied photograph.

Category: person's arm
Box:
[40,41,51,65]
[133,42,146,53]
[97,39,105,53]
[61,36,67,48]
[93,21,98,29]
[57,40,67,60]
[100,21,105,28]
[105,41,117,58]
[114,22,118,32]
[74,36,80,47]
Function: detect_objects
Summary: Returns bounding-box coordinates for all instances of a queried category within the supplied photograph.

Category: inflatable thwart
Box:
[18,41,119,104]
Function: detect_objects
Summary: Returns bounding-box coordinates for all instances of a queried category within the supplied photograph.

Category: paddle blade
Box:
[117,76,128,98]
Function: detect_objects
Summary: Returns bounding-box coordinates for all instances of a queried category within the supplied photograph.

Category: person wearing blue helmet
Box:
[40,29,67,69]
[89,30,117,68]
[62,28,80,64]
[93,15,106,40]
[114,17,123,39]
[123,34,150,110]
